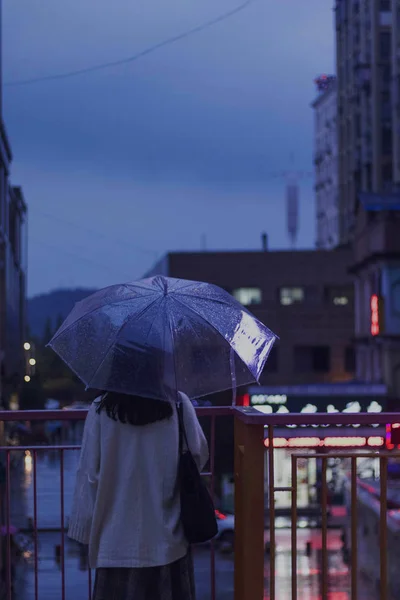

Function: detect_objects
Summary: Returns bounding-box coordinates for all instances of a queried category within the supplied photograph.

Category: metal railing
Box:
[0,407,399,600]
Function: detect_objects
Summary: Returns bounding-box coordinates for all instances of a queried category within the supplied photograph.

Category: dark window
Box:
[380,32,391,60]
[380,0,391,10]
[382,163,393,186]
[264,345,278,373]
[345,347,356,373]
[8,204,17,259]
[382,129,392,154]
[294,346,331,373]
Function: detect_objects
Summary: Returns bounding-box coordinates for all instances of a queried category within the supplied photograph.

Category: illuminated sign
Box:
[386,423,400,449]
[251,396,383,429]
[264,436,385,449]
[371,294,383,336]
[251,394,287,406]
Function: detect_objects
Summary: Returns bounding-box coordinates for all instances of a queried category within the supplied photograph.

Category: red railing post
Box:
[234,410,265,600]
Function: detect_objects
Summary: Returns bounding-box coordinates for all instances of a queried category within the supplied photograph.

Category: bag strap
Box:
[177,400,189,456]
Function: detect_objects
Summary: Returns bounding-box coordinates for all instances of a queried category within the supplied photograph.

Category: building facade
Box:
[312,75,339,249]
[393,0,400,184]
[0,2,28,407]
[335,0,395,245]
[147,247,356,387]
[0,137,27,408]
[351,193,400,396]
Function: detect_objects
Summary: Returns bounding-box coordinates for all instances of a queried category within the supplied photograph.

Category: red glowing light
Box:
[370,294,380,336]
[215,510,227,520]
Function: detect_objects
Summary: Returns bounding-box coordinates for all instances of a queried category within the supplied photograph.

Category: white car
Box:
[214,510,235,547]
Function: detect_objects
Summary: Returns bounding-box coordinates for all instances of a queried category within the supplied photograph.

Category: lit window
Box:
[333,296,349,305]
[280,287,304,306]
[233,288,262,306]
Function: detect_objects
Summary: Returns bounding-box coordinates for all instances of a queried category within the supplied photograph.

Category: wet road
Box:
[8,447,382,599]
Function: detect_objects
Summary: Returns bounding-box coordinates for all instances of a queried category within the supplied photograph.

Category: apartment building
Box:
[0,4,28,407]
[335,0,394,244]
[313,75,339,249]
[393,0,400,184]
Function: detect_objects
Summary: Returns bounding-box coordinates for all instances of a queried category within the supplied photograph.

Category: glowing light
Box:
[24,452,32,474]
[251,394,287,405]
[387,423,400,448]
[264,436,384,448]
[343,401,361,413]
[23,342,31,351]
[237,394,250,407]
[24,375,31,383]
[301,404,318,413]
[29,358,36,366]
[215,510,227,520]
[368,436,385,447]
[324,437,366,447]
[254,405,273,415]
[333,296,349,306]
[288,437,321,448]
[371,294,380,336]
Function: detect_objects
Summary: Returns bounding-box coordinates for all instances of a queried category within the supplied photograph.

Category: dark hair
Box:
[96,392,173,426]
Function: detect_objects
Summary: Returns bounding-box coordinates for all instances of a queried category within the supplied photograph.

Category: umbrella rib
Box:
[175,289,246,311]
[171,295,265,380]
[86,296,162,389]
[49,292,156,344]
[172,308,218,377]
[170,295,244,363]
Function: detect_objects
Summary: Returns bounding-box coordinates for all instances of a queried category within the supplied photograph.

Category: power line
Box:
[31,238,140,277]
[5,0,255,88]
[35,209,158,257]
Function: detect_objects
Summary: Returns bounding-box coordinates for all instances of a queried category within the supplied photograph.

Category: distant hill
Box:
[28,288,97,339]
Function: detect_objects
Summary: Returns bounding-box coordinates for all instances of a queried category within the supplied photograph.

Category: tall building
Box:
[312,75,339,249]
[0,2,28,408]
[335,0,394,245]
[393,0,400,184]
[351,193,400,396]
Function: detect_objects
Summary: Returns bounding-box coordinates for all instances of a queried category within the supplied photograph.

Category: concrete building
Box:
[351,192,400,396]
[335,0,394,245]
[0,146,27,408]
[0,2,28,408]
[312,75,339,249]
[147,247,355,387]
[393,0,400,185]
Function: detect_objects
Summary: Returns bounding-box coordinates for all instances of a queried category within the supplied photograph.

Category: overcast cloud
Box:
[3,0,335,295]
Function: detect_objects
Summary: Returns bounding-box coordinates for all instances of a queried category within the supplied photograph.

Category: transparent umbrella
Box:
[48,276,277,402]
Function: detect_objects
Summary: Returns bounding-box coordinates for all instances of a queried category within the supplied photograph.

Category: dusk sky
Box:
[3,0,335,297]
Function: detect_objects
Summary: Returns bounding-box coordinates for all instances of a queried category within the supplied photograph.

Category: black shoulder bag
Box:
[177,402,218,544]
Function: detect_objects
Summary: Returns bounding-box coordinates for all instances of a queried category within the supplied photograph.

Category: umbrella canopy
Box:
[48,276,277,401]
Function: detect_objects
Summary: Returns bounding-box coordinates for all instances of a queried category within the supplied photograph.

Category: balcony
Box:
[0,408,399,600]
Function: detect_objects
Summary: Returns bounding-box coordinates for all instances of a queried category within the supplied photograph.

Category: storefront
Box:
[242,383,389,509]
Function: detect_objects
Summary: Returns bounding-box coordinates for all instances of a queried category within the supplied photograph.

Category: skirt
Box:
[92,552,196,600]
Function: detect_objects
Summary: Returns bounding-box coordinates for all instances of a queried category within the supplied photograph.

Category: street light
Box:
[24,375,31,383]
[24,342,31,351]
[29,358,36,366]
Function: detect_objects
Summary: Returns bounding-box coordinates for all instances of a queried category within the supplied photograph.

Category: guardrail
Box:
[1,407,400,600]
